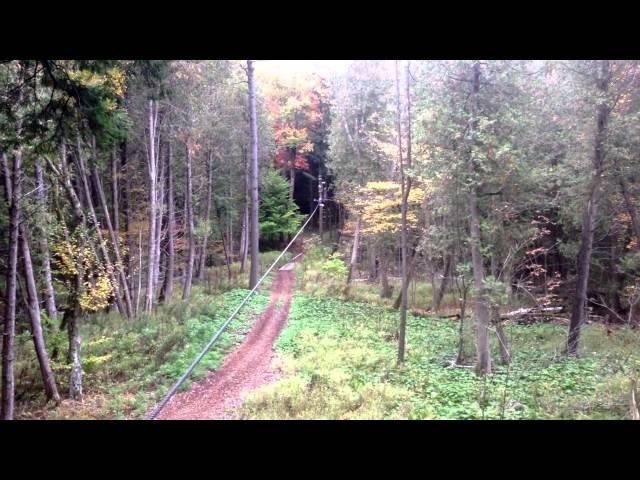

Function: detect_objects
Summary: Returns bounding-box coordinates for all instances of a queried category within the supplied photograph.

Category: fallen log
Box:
[501,306,564,319]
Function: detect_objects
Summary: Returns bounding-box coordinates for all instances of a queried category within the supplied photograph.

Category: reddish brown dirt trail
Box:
[156,265,296,420]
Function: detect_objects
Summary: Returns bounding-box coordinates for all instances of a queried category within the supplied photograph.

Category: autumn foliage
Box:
[264,75,328,174]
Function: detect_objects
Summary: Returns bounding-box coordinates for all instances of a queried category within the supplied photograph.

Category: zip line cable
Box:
[147,204,319,420]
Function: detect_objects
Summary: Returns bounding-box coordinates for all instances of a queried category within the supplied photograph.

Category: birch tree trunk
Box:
[121,139,134,298]
[248,60,260,289]
[35,162,58,321]
[20,225,61,402]
[1,149,21,420]
[182,144,195,300]
[75,137,129,318]
[153,141,165,296]
[239,145,249,274]
[145,100,159,311]
[346,215,362,285]
[111,146,120,233]
[90,153,133,319]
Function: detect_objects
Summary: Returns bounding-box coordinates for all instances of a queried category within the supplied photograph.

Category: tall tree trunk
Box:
[248,60,260,289]
[492,305,511,365]
[289,149,296,201]
[333,203,343,253]
[239,146,249,274]
[346,215,362,286]
[318,173,324,242]
[35,162,57,321]
[397,61,412,365]
[75,137,129,318]
[90,155,133,319]
[121,140,134,298]
[468,62,492,376]
[368,242,378,281]
[567,60,610,356]
[153,141,165,296]
[1,149,21,420]
[161,140,175,302]
[111,146,120,233]
[393,250,418,309]
[433,253,453,313]
[65,275,83,401]
[197,152,214,282]
[20,225,61,402]
[227,168,234,260]
[380,250,392,299]
[182,144,195,300]
[619,176,640,244]
[145,100,159,311]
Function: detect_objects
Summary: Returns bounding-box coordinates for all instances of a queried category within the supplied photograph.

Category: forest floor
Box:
[155,264,296,420]
[236,294,640,419]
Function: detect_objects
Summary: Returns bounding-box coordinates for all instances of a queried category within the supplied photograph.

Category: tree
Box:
[248,60,260,289]
[1,134,22,420]
[397,61,413,366]
[259,169,304,243]
[567,61,611,355]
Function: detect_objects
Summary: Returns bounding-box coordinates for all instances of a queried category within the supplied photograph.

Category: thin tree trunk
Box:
[76,136,129,317]
[1,149,21,420]
[456,280,469,365]
[198,152,214,282]
[380,250,392,299]
[35,162,57,320]
[346,215,362,285]
[397,61,412,365]
[434,253,453,313]
[145,100,159,311]
[90,156,133,319]
[111,146,120,233]
[121,140,134,298]
[248,60,260,289]
[153,141,165,297]
[239,145,249,274]
[136,229,142,315]
[567,60,610,356]
[393,249,418,309]
[468,62,492,376]
[495,321,511,365]
[182,144,195,300]
[65,277,83,401]
[228,168,234,260]
[368,243,378,281]
[289,151,296,201]
[20,225,60,402]
[619,176,640,244]
[161,140,175,302]
[318,173,324,242]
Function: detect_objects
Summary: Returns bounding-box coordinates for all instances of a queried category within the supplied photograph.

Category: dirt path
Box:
[155,264,296,420]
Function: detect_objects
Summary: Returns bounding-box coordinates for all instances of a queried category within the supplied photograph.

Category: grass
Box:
[238,294,640,419]
[296,238,458,311]
[13,250,291,420]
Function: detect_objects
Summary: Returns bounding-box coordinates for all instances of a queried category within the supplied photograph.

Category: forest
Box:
[1,59,640,420]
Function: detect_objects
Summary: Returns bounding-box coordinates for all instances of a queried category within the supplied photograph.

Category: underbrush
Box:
[14,250,289,420]
[298,239,458,311]
[239,295,640,420]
